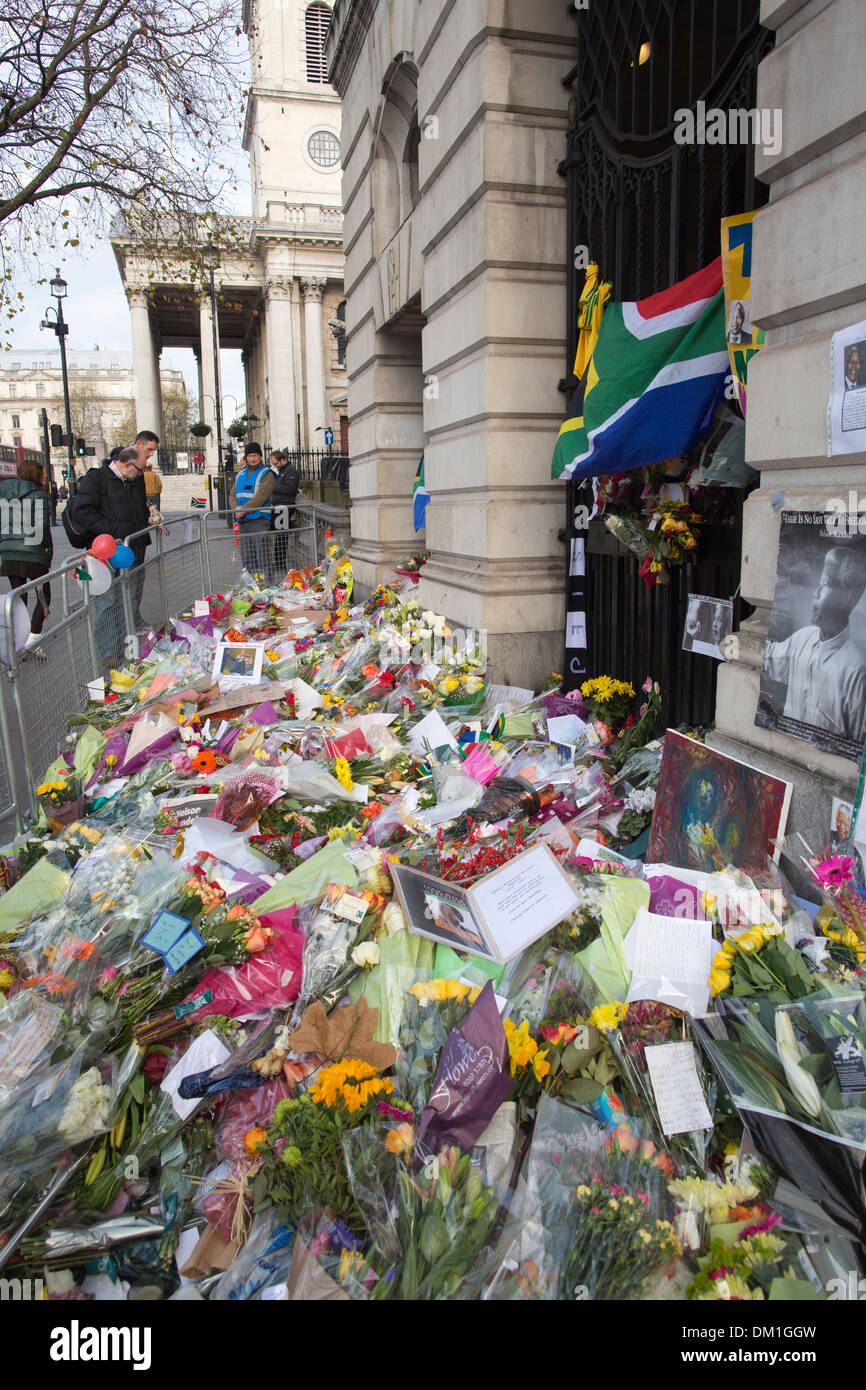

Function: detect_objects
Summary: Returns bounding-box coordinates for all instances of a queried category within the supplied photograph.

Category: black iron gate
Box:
[560,0,772,726]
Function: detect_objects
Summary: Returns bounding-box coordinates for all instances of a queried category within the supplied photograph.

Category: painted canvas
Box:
[647,731,792,875]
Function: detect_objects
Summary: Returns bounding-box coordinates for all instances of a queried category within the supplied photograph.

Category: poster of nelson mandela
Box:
[756,512,866,762]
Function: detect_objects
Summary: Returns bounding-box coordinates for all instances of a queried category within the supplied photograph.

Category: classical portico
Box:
[112,0,347,468]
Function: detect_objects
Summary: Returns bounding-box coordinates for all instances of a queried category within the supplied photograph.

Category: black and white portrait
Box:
[756,516,866,761]
[844,342,866,392]
[726,299,752,345]
[682,595,733,660]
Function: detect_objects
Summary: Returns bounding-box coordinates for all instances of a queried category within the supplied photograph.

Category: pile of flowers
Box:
[0,543,861,1310]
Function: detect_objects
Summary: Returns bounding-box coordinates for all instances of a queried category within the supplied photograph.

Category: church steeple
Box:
[242,0,341,217]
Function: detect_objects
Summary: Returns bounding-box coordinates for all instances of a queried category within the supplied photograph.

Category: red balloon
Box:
[90,534,117,562]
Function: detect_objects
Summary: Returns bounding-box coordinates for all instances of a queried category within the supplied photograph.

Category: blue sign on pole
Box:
[324,428,334,447]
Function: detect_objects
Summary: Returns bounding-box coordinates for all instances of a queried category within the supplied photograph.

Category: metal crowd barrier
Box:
[0,507,319,835]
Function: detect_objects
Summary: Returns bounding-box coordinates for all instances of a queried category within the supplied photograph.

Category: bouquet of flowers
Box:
[697,991,866,1148]
[435,670,486,714]
[395,980,482,1112]
[340,1126,502,1300]
[604,1001,716,1174]
[523,1093,680,1300]
[253,1065,397,1232]
[708,924,821,1003]
[37,772,83,830]
[579,676,635,741]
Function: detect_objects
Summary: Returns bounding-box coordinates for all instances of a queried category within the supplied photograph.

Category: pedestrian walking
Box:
[125,431,160,629]
[0,459,53,653]
[65,446,150,668]
[232,443,276,577]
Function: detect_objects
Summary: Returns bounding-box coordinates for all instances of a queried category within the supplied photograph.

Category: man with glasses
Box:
[69,444,151,667]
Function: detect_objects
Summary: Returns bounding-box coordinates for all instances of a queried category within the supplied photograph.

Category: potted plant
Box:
[190,421,212,438]
[227,419,247,439]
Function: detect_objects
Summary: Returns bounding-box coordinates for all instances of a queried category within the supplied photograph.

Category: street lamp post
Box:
[40,269,76,494]
[201,241,224,474]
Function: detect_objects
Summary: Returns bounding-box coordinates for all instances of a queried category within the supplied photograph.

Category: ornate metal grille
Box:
[561,0,772,725]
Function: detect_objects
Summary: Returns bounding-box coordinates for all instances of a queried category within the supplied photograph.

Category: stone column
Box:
[291,281,305,449]
[193,346,205,423]
[264,277,296,452]
[198,291,219,474]
[711,0,866,820]
[128,288,162,436]
[302,277,328,448]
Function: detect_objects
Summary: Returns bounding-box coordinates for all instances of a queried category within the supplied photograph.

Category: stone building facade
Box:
[0,348,184,465]
[112,0,348,471]
[713,0,866,814]
[326,0,574,687]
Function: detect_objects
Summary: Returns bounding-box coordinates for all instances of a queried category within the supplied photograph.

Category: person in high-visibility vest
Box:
[231,442,276,577]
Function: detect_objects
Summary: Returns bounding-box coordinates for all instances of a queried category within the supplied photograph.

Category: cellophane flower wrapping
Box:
[0,1046,117,1200]
[605,1002,717,1175]
[695,994,866,1263]
[520,1092,680,1300]
[395,985,480,1112]
[339,1123,503,1300]
[209,1208,295,1300]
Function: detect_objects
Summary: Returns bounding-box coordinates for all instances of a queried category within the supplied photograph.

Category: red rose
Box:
[142,1051,169,1086]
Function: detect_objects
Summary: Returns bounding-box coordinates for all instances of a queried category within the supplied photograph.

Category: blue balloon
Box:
[111,544,135,569]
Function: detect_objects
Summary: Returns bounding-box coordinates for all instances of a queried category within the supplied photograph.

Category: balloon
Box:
[77,556,113,597]
[0,595,33,664]
[111,544,135,570]
[91,534,118,562]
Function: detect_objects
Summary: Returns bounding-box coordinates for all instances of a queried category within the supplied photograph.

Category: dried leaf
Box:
[287,997,396,1072]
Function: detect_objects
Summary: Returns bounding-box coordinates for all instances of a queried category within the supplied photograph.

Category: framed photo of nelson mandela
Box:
[756,514,866,762]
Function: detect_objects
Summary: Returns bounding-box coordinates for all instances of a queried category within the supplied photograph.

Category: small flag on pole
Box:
[413,456,429,532]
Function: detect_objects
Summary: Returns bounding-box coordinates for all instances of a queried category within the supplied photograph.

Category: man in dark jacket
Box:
[269,450,300,581]
[70,447,150,666]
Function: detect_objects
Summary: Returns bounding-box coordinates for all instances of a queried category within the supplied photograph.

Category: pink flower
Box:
[99,966,119,987]
[591,1206,601,1214]
[642,677,653,694]
[814,854,855,888]
[636,1191,649,1206]
[738,1211,782,1239]
[709,1266,733,1280]
[117,982,130,997]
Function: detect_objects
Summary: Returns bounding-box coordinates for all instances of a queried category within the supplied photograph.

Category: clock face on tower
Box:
[307,130,341,168]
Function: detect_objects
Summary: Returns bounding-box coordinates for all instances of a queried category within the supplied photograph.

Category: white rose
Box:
[351,941,380,970]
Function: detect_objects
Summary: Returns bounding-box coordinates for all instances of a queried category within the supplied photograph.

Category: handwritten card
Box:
[142,910,190,955]
[644,1042,713,1135]
[333,891,369,924]
[163,928,206,974]
[625,907,715,1018]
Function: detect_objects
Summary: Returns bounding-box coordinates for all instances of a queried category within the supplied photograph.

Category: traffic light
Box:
[75,437,86,457]
[50,423,64,447]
